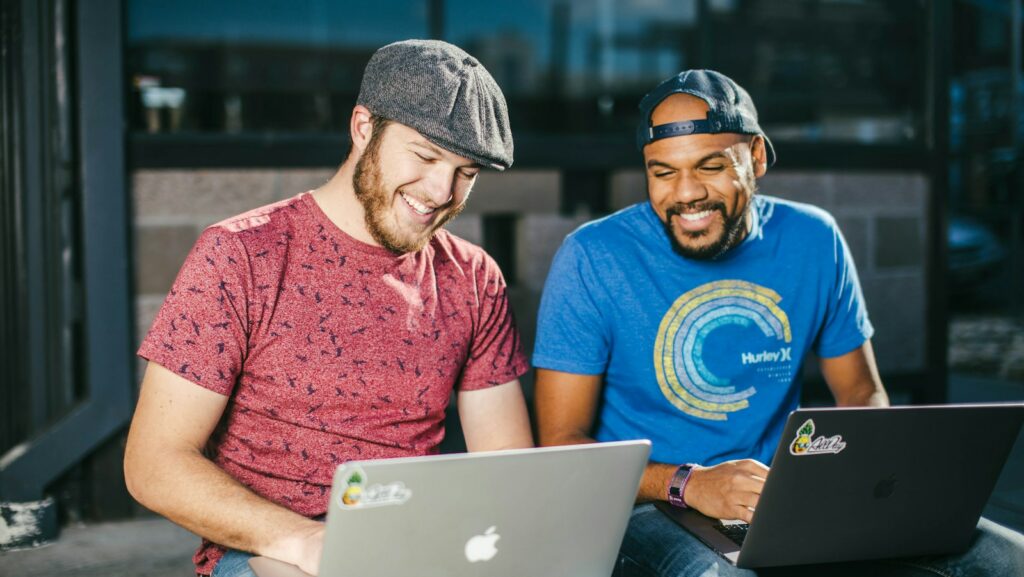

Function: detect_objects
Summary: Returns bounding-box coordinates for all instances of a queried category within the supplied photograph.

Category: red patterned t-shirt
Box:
[137,192,527,574]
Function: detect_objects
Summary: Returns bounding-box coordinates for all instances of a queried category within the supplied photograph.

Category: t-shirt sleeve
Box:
[532,236,610,375]
[137,227,251,396]
[814,220,874,358]
[457,254,528,391]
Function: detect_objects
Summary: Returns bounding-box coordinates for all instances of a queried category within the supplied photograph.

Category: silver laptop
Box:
[250,440,650,577]
[657,403,1024,568]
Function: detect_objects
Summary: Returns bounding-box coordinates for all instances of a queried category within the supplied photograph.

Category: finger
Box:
[728,473,765,495]
[726,489,761,511]
[738,459,771,477]
[729,504,755,524]
[738,489,762,511]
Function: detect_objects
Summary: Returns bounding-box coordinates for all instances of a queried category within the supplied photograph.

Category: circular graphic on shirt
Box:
[654,280,792,421]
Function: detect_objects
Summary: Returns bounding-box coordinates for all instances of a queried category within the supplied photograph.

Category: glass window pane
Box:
[709,0,926,145]
[126,0,927,146]
[446,0,701,136]
[445,0,926,144]
[126,0,429,133]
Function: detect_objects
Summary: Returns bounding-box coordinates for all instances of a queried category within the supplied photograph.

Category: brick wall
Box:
[132,168,929,387]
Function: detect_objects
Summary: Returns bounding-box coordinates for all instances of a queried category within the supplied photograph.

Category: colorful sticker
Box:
[336,465,412,509]
[788,419,847,456]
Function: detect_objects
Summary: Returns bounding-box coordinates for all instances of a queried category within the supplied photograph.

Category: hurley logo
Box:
[740,347,792,365]
[788,419,847,456]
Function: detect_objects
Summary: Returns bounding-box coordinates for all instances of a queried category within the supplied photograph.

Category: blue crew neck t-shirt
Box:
[532,196,873,466]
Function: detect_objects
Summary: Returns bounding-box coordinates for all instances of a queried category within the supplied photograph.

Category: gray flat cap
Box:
[357,39,514,170]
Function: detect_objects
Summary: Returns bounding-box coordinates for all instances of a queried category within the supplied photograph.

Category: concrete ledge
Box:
[2,517,196,577]
[0,497,57,550]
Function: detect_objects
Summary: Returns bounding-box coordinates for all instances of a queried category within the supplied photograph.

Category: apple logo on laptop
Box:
[464,526,500,563]
[874,474,898,499]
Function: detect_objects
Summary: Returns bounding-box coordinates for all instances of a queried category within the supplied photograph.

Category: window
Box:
[127,0,933,167]
[445,0,926,144]
[127,0,429,133]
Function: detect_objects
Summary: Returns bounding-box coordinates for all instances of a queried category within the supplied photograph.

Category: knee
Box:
[618,504,756,577]
[967,518,1024,576]
[618,544,755,577]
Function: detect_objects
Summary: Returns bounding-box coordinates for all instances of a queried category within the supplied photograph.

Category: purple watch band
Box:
[667,464,696,509]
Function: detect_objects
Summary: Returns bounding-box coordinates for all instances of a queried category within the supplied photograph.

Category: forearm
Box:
[125,447,320,564]
[636,462,678,503]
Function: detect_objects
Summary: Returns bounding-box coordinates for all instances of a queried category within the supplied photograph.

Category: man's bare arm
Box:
[124,363,324,575]
[534,368,602,448]
[458,379,534,452]
[820,340,889,407]
[534,368,766,522]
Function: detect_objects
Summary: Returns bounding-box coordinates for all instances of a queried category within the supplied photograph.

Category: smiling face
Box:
[353,119,480,254]
[643,94,767,260]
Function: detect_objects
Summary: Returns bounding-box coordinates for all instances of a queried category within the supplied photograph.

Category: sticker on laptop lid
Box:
[336,465,412,510]
[789,419,847,456]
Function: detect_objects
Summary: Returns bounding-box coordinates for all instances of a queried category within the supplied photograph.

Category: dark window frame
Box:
[127,0,938,173]
[0,0,134,509]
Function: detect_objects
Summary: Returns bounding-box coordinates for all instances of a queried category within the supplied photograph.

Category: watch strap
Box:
[667,463,697,509]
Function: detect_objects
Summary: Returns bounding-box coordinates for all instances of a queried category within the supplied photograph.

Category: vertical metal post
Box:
[1012,0,1021,156]
[925,0,952,403]
[0,0,29,457]
[0,0,133,549]
[1011,0,1023,314]
[429,0,445,40]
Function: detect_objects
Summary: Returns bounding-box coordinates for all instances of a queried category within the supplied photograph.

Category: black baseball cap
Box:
[635,69,776,166]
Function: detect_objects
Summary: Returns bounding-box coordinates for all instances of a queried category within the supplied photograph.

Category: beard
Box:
[352,127,463,254]
[662,169,757,260]
[663,200,749,261]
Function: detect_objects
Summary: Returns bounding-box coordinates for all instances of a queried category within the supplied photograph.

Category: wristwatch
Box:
[667,463,697,509]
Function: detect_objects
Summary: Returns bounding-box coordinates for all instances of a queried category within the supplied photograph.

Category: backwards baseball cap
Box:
[636,69,776,166]
[357,39,514,170]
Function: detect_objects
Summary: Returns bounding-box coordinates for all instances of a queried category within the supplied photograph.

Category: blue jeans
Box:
[210,549,256,577]
[614,503,1024,577]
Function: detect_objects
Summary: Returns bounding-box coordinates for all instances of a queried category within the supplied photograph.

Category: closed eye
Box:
[699,164,726,173]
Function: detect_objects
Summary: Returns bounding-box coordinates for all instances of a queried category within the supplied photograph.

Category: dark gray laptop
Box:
[250,440,650,577]
[657,403,1024,568]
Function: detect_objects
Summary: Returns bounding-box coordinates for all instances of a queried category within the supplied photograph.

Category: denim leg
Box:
[613,505,1024,577]
[613,504,862,577]
[210,549,257,577]
[882,517,1024,577]
[615,503,759,577]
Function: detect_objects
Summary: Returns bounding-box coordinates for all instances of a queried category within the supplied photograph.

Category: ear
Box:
[750,135,768,178]
[349,105,375,154]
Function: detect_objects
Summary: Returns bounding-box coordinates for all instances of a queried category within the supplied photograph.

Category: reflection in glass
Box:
[445,0,924,144]
[126,0,926,145]
[126,0,429,133]
[447,0,699,135]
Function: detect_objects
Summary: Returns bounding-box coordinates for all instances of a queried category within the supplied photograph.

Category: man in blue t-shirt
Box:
[533,70,1024,576]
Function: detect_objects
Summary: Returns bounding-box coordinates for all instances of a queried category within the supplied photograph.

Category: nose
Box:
[422,164,458,207]
[671,170,708,205]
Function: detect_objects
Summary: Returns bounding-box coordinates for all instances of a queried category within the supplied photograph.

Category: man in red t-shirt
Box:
[124,40,533,577]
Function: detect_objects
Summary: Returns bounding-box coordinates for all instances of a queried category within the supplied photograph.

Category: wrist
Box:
[666,463,698,509]
[261,518,323,564]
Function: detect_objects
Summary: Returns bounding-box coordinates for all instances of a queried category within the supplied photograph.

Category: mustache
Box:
[665,201,726,218]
